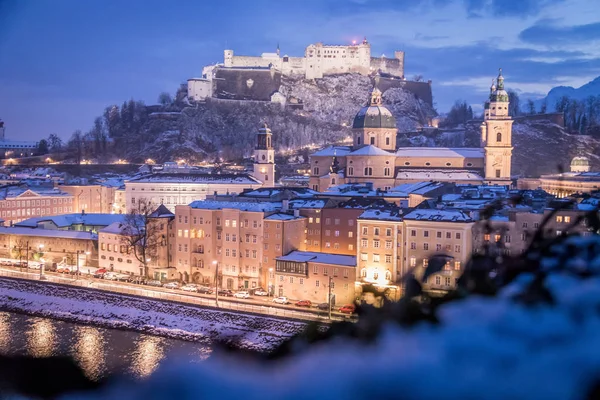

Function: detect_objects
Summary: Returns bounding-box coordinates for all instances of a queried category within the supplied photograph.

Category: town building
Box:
[0,187,74,226]
[125,173,263,213]
[275,251,357,305]
[58,184,117,214]
[0,119,39,159]
[251,123,275,187]
[538,157,600,197]
[402,209,475,294]
[308,69,514,191]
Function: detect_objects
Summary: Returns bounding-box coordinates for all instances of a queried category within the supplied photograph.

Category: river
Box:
[0,311,211,381]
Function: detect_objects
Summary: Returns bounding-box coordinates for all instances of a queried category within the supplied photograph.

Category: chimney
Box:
[282,199,289,212]
[294,209,299,218]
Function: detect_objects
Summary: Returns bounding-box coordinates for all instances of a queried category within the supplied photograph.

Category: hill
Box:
[534,76,600,112]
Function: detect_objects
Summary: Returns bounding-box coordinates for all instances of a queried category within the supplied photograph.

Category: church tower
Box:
[482,69,513,185]
[352,87,397,151]
[252,123,275,187]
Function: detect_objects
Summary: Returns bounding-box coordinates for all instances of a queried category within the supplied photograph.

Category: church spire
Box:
[369,87,382,106]
[497,68,504,90]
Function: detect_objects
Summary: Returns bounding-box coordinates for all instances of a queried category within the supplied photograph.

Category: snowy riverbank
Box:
[0,278,306,351]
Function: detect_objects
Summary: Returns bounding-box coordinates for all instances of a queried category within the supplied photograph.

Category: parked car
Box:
[198,286,213,294]
[114,273,131,282]
[57,266,74,274]
[93,268,107,278]
[103,272,118,280]
[254,289,268,296]
[317,303,330,310]
[295,300,312,307]
[163,282,181,289]
[218,289,234,297]
[129,276,146,285]
[339,304,356,314]
[233,291,250,299]
[27,262,41,270]
[145,280,163,287]
[181,284,199,292]
[272,296,289,304]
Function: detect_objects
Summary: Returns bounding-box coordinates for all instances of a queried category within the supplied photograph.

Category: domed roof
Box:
[352,88,396,129]
[489,68,509,103]
[571,156,590,166]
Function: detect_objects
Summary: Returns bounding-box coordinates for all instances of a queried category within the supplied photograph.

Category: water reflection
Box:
[0,311,210,381]
[26,317,57,358]
[73,326,106,380]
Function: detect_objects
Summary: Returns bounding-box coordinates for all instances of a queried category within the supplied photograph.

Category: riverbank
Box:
[0,277,306,351]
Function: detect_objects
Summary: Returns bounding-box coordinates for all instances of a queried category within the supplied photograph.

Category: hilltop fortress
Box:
[186,38,431,106]
[224,38,404,80]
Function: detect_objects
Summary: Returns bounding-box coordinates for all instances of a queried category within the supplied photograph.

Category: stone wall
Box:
[378,78,433,107]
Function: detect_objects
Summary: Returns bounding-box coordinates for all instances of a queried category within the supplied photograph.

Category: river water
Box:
[0,311,211,381]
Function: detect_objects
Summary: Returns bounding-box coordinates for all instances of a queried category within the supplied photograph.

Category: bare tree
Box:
[120,198,164,277]
[11,239,28,266]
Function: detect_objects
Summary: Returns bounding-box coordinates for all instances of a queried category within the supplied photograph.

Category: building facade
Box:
[0,188,74,226]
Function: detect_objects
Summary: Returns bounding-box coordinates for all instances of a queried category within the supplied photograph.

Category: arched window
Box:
[361,268,367,278]
[331,178,336,185]
[267,137,271,147]
[364,167,373,176]
[386,137,390,146]
[357,137,361,145]
[265,175,269,181]
[370,137,375,145]
[385,270,392,281]
[198,244,204,254]
[384,167,391,176]
[199,259,204,268]
[496,132,502,142]
[373,271,379,280]
[348,167,354,176]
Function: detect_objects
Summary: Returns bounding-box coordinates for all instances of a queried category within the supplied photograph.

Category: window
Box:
[348,231,353,238]
[410,257,416,267]
[446,232,451,239]
[384,167,391,176]
[523,222,528,228]
[309,217,314,223]
[315,280,320,287]
[370,137,375,145]
[455,245,461,252]
[364,167,373,176]
[374,227,380,236]
[556,216,563,223]
[385,241,392,249]
[361,239,368,248]
[424,243,429,250]
[361,268,367,278]
[456,232,461,239]
[410,242,416,250]
[423,259,428,268]
[411,230,417,237]
[300,278,304,285]
[373,240,380,248]
[386,228,392,237]
[424,231,429,238]
[496,132,502,142]
[436,244,442,251]
[362,227,368,235]
[334,230,340,237]
[325,242,331,248]
[445,277,451,286]
[313,167,319,175]
[348,244,354,251]
[435,276,441,285]
[373,254,380,263]
[454,261,461,270]
[496,169,501,178]
[348,167,354,176]
[325,218,331,225]
[325,230,330,236]
[385,255,392,263]
[437,231,442,239]
[313,265,318,274]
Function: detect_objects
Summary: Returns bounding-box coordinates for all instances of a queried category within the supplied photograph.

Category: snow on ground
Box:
[66,237,600,400]
[0,278,305,351]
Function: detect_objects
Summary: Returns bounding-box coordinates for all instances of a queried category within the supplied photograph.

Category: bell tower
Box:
[252,123,276,187]
[483,68,513,185]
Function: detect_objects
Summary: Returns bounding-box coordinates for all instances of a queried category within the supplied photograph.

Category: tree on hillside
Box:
[47,133,63,153]
[526,99,536,115]
[67,130,84,164]
[555,96,570,113]
[37,139,49,155]
[158,92,173,106]
[121,198,164,277]
[540,100,547,114]
[442,100,473,127]
[508,90,520,117]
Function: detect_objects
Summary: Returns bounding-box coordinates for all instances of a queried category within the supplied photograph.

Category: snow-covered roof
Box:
[277,251,356,267]
[128,173,261,185]
[241,187,318,198]
[389,181,445,195]
[396,147,484,158]
[265,213,304,221]
[311,146,352,157]
[348,145,393,157]
[358,209,403,221]
[0,188,71,200]
[403,209,474,222]
[396,169,484,181]
[15,213,128,229]
[288,199,329,209]
[188,200,282,212]
[0,226,97,240]
[99,222,129,235]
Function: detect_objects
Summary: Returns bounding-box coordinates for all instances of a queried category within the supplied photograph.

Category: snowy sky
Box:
[1,0,599,141]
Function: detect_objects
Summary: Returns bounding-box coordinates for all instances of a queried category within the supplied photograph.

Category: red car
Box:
[93,268,107,278]
[339,304,356,314]
[295,300,312,307]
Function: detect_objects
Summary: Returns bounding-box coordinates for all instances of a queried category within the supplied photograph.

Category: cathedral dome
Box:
[352,88,396,129]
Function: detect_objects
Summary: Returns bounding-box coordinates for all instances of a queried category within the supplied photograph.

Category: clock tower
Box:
[481,69,513,185]
[252,123,276,187]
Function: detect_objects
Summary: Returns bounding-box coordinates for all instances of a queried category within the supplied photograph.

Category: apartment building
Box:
[262,213,306,294]
[275,251,357,305]
[403,209,475,293]
[0,188,74,226]
[59,184,117,214]
[356,208,404,299]
[172,201,282,289]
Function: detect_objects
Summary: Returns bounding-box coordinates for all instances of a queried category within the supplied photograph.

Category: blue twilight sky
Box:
[1,0,599,141]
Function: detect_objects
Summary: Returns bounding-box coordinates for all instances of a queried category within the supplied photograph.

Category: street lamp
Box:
[38,244,45,280]
[213,260,219,307]
[268,268,273,297]
[146,257,151,278]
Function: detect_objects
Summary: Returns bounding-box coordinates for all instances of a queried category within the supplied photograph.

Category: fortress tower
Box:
[252,123,276,187]
[481,69,513,185]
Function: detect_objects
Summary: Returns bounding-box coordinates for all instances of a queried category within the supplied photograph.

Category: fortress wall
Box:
[378,78,433,107]
[231,55,274,68]
[370,57,404,78]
